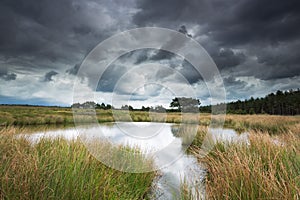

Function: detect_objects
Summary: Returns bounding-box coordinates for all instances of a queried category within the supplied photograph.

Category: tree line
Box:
[200,89,300,115]
[72,102,113,110]
[72,89,299,115]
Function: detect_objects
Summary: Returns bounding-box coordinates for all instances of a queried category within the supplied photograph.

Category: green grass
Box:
[0,128,156,199]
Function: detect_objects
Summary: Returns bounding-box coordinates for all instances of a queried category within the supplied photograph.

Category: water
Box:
[209,127,249,144]
[20,122,248,199]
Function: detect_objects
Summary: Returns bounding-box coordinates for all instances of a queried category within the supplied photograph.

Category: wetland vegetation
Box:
[0,104,299,199]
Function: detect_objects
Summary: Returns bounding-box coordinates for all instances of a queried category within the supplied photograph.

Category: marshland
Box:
[0,105,299,199]
[1,0,300,199]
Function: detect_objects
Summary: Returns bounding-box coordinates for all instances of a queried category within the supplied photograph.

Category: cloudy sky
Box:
[0,0,299,107]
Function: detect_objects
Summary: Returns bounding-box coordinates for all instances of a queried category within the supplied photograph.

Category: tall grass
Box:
[223,114,299,134]
[192,131,300,199]
[0,128,156,199]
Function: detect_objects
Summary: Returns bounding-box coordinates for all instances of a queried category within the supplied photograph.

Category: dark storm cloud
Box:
[43,71,58,82]
[212,48,246,70]
[119,26,202,85]
[135,26,193,64]
[134,0,300,44]
[223,76,247,88]
[133,0,300,80]
[0,72,17,81]
[0,0,134,73]
[178,25,192,38]
[178,60,203,84]
[96,64,128,92]
[134,50,149,65]
[223,76,249,100]
[0,68,17,81]
[254,41,300,80]
[149,49,174,61]
[94,47,204,95]
[66,64,80,75]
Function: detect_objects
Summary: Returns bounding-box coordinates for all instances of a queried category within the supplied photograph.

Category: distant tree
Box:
[121,105,129,110]
[106,104,112,109]
[170,97,200,112]
[71,103,81,108]
[96,103,112,110]
[141,106,150,112]
[151,105,166,113]
[128,105,134,111]
[121,105,134,111]
[82,101,96,109]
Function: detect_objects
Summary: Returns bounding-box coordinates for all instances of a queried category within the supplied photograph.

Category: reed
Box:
[191,130,300,199]
[0,128,156,199]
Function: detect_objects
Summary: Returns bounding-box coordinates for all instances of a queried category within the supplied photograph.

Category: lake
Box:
[19,122,248,199]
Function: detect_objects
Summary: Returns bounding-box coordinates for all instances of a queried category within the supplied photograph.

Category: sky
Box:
[0,0,299,108]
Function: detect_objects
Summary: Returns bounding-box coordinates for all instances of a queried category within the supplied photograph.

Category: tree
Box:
[141,106,150,112]
[106,104,112,109]
[82,101,96,109]
[96,103,112,110]
[128,105,134,111]
[121,105,134,111]
[71,103,81,108]
[121,105,129,110]
[170,97,200,112]
[151,105,166,113]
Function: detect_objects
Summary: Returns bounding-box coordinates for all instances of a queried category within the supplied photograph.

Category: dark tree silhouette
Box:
[200,89,300,115]
[170,97,200,112]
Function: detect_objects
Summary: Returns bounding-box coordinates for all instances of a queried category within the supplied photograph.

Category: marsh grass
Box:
[0,128,156,200]
[180,180,205,200]
[1,105,299,135]
[1,106,300,199]
[191,131,300,200]
[223,115,300,134]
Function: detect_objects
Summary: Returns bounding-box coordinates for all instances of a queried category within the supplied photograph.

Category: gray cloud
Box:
[212,48,246,70]
[66,64,80,75]
[134,25,193,64]
[95,49,203,94]
[178,25,192,38]
[0,67,17,81]
[0,72,17,81]
[43,71,58,82]
[97,64,128,93]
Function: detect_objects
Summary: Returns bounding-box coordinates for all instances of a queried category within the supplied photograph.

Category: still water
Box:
[21,122,248,199]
